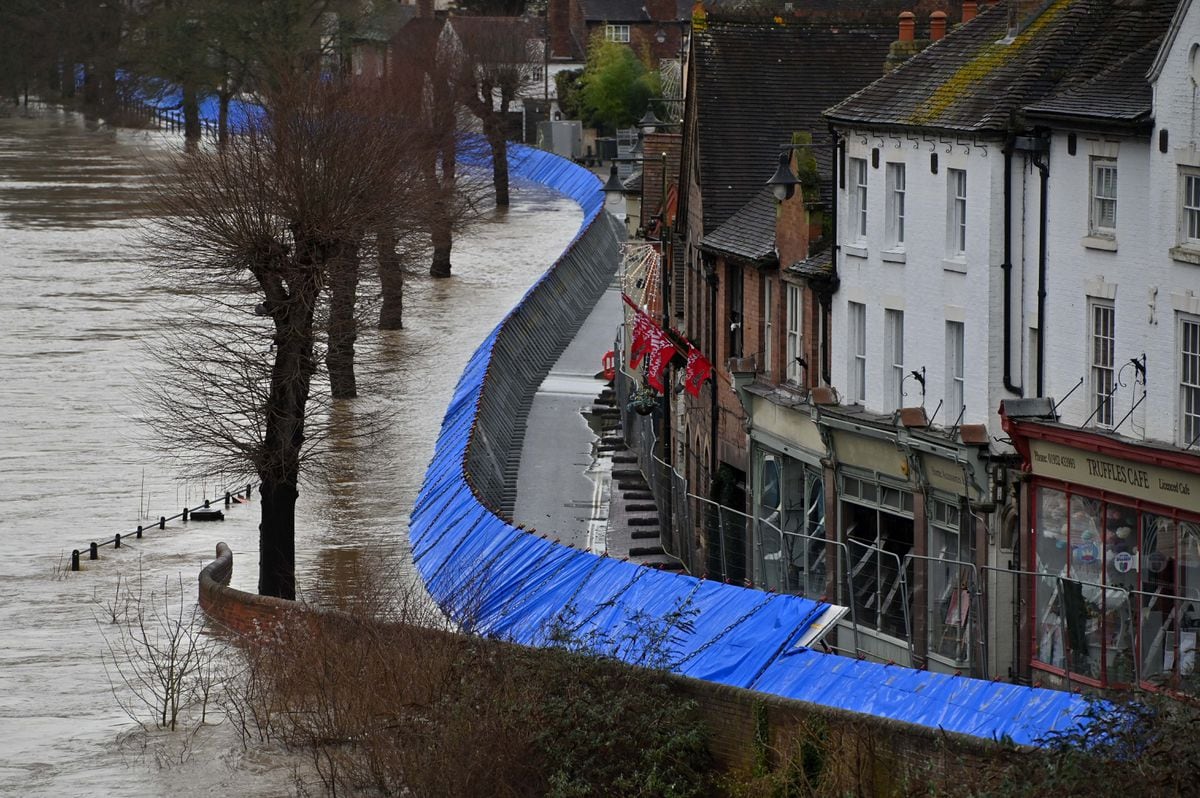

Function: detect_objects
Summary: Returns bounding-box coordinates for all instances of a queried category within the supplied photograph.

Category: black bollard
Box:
[114,533,121,549]
[159,516,166,530]
[89,542,98,560]
[183,506,189,522]
[203,498,210,509]
[224,492,231,507]
[246,483,252,499]
[136,525,143,539]
[71,550,80,571]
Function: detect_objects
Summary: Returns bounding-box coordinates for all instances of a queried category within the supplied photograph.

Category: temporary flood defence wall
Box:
[407,144,1095,747]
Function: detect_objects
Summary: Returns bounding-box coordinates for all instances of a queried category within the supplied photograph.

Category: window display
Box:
[1034,485,1200,686]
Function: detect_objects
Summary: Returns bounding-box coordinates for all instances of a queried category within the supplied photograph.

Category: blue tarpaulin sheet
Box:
[395,145,1096,746]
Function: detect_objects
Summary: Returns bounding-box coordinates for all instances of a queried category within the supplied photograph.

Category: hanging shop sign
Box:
[1028,439,1200,515]
[623,293,712,395]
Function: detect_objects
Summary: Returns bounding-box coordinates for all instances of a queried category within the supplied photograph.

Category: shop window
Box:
[1034,485,1199,687]
[929,498,972,663]
[754,450,826,599]
[842,483,914,641]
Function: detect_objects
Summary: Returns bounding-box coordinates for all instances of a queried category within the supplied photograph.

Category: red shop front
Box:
[1002,409,1200,690]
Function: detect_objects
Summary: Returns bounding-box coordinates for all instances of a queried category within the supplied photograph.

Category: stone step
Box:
[624,491,654,501]
[627,516,658,527]
[630,545,665,557]
[624,503,657,512]
[600,436,625,445]
[630,529,659,540]
[612,454,638,464]
[611,468,643,479]
[591,406,620,417]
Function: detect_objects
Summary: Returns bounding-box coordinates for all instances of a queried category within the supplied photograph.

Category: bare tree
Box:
[451,16,543,207]
[145,76,434,598]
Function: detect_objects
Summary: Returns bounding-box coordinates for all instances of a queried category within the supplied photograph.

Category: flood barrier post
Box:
[114,533,121,549]
[89,542,98,560]
[158,516,165,530]
[71,550,79,571]
[182,507,189,522]
[136,525,142,539]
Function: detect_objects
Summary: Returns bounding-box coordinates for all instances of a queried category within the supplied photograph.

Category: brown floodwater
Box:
[0,105,581,796]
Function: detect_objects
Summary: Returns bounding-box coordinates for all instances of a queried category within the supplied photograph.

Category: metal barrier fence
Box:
[68,483,257,571]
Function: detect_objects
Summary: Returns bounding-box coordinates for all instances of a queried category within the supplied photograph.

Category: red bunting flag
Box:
[643,326,676,391]
[629,311,654,368]
[683,345,713,397]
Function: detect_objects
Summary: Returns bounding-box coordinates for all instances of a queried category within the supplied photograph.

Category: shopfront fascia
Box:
[1005,417,1200,690]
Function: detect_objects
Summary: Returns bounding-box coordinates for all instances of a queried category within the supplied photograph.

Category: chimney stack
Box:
[898,11,915,42]
[930,10,947,41]
[962,0,977,22]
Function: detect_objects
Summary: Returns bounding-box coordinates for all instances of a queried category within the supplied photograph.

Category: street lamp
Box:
[639,106,663,135]
[766,151,800,201]
[602,164,626,216]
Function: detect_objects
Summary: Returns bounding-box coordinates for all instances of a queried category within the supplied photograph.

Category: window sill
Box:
[942,257,967,274]
[1170,245,1200,265]
[843,243,868,259]
[1082,234,1117,252]
[880,248,907,264]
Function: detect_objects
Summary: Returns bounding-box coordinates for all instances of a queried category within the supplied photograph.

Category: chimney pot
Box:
[930,10,947,41]
[962,0,978,22]
[898,10,915,42]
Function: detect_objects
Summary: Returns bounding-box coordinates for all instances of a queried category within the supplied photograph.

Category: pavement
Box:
[511,269,687,571]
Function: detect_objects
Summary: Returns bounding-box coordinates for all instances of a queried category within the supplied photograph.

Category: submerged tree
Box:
[145,77,433,598]
[452,16,542,207]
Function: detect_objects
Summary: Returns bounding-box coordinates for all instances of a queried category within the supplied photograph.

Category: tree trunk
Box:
[256,273,320,599]
[218,91,231,146]
[487,124,506,205]
[429,144,456,278]
[377,228,404,329]
[486,119,509,207]
[257,478,298,600]
[326,243,360,399]
[182,82,201,145]
[430,216,452,278]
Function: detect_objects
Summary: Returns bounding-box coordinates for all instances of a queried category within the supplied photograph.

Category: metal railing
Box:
[68,483,256,572]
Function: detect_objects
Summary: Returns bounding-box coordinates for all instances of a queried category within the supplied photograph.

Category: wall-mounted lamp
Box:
[766,151,800,201]
[602,164,625,215]
[639,106,663,135]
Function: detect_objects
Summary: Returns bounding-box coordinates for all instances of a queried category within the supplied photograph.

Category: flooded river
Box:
[0,106,581,796]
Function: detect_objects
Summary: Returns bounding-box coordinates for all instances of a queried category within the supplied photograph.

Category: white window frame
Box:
[886,162,905,249]
[848,302,866,403]
[1090,300,1116,428]
[605,24,630,43]
[1182,167,1200,247]
[1089,157,1117,237]
[1181,314,1200,447]
[947,169,967,257]
[946,321,964,425]
[884,310,904,411]
[786,283,802,384]
[849,158,867,242]
[763,278,773,379]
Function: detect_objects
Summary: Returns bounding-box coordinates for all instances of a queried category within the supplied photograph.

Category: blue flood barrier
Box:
[397,145,1097,746]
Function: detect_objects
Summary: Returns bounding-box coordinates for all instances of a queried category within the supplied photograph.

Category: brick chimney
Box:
[417,0,433,18]
[898,10,915,42]
[962,0,978,22]
[930,10,947,41]
[548,0,571,59]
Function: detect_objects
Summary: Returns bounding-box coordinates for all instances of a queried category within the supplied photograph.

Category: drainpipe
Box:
[1012,132,1049,397]
[1001,135,1022,395]
[1032,144,1049,398]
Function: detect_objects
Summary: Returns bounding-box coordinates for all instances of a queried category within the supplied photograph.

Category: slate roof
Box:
[701,188,777,262]
[690,20,895,235]
[825,0,1178,134]
[581,0,691,22]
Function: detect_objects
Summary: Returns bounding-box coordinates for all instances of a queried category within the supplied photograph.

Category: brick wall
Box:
[198,543,1007,789]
